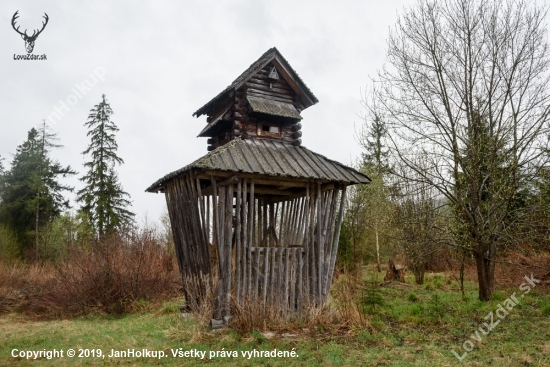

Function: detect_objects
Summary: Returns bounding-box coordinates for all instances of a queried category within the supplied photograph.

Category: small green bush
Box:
[426,294,445,319]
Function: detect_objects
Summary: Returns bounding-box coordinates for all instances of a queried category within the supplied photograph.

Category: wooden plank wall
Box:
[245,63,304,111]
[166,174,348,319]
[165,175,213,311]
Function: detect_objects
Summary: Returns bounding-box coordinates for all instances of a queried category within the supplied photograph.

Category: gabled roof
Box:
[146,138,369,192]
[193,47,319,118]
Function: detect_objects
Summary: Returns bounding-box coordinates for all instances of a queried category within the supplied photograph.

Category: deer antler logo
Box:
[12,11,49,54]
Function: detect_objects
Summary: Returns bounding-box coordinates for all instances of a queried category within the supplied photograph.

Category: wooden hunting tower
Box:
[147,48,369,326]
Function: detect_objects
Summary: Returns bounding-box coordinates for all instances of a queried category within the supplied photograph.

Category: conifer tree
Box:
[341,102,394,272]
[0,127,75,259]
[360,113,390,175]
[77,94,134,238]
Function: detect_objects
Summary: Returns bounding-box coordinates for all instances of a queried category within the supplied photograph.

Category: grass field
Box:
[2,272,550,366]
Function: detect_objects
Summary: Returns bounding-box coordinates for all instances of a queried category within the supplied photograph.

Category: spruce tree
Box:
[0,127,75,259]
[361,113,390,175]
[77,94,134,238]
[355,109,393,272]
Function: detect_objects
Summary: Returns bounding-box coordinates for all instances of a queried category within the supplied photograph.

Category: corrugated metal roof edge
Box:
[145,138,370,193]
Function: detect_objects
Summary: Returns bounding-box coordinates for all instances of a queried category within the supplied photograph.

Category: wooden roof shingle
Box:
[146,138,369,192]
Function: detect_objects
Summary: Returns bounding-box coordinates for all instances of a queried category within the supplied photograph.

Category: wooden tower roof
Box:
[146,138,369,193]
[193,47,318,119]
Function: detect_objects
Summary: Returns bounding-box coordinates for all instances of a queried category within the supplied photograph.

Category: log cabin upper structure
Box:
[147,47,369,326]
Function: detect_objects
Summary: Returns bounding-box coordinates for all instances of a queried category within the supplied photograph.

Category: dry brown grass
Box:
[494,250,550,288]
[0,229,180,318]
[0,261,55,313]
[226,273,369,335]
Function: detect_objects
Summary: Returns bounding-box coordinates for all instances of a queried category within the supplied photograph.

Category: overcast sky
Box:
[0,0,413,225]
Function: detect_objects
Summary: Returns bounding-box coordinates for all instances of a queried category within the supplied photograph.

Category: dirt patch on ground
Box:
[495,251,550,289]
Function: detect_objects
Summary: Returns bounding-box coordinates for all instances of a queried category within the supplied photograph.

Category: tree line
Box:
[0,94,134,261]
[339,0,550,301]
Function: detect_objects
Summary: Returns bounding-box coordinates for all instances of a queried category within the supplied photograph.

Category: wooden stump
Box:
[384,259,405,282]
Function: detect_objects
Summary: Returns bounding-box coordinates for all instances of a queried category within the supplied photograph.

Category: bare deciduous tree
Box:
[394,164,448,285]
[372,0,550,300]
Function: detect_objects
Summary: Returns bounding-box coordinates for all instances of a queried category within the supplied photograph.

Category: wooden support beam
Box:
[235,180,242,304]
[262,248,270,306]
[327,186,347,292]
[290,249,296,317]
[317,183,323,304]
[283,247,290,316]
[247,181,254,297]
[195,170,320,186]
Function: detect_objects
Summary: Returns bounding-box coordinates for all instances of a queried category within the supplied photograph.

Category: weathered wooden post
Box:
[146,48,370,327]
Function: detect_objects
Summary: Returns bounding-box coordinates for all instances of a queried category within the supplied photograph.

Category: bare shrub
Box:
[0,261,55,313]
[39,227,180,316]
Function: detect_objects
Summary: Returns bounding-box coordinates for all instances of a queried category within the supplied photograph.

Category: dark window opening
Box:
[262,124,270,131]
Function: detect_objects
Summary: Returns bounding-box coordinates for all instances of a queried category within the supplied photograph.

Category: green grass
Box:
[1,275,550,366]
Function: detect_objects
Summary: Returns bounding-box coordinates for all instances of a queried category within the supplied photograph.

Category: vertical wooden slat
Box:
[269,247,276,304]
[171,178,198,312]
[290,199,299,245]
[297,248,303,317]
[193,177,211,275]
[216,185,225,316]
[211,177,219,259]
[269,203,275,247]
[290,248,297,317]
[254,246,260,301]
[317,183,323,304]
[303,184,310,300]
[277,247,283,310]
[262,200,269,247]
[297,197,306,245]
[206,195,210,246]
[262,246,270,304]
[176,179,200,301]
[259,200,263,246]
[323,189,339,295]
[327,187,347,292]
[241,180,247,301]
[283,248,290,316]
[278,202,285,246]
[253,198,258,248]
[224,184,233,315]
[196,178,207,248]
[282,199,291,247]
[235,180,242,303]
[247,182,254,297]
[218,185,225,275]
[309,185,317,301]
